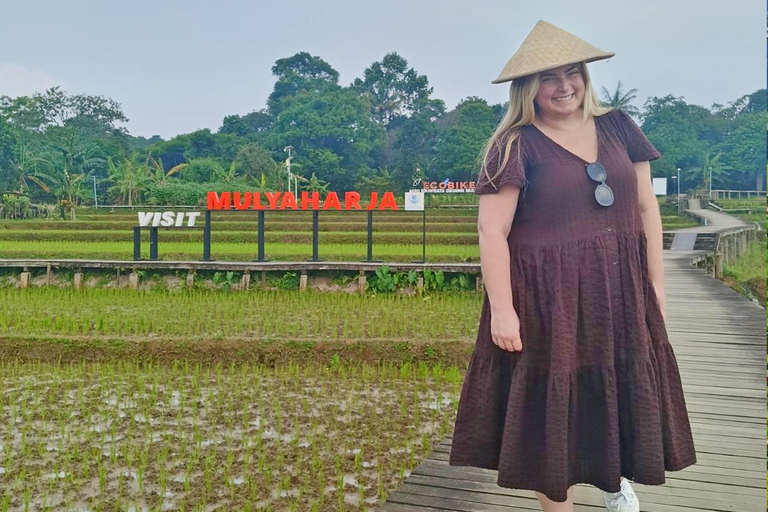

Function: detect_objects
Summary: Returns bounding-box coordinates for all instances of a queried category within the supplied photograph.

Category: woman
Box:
[448,20,697,512]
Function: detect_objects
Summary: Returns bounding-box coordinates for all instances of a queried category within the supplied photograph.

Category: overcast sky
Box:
[1,0,764,139]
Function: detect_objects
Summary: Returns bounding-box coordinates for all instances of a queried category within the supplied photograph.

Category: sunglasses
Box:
[585,162,614,207]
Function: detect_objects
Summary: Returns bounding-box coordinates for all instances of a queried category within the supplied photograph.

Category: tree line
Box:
[0,51,764,219]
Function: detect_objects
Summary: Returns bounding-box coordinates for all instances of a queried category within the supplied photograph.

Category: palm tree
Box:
[8,140,55,195]
[600,81,641,117]
[47,128,104,219]
[358,167,397,194]
[688,149,730,194]
[212,161,239,184]
[302,172,328,193]
[105,154,151,206]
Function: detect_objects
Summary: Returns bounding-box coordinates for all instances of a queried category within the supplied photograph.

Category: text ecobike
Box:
[207,191,399,211]
[137,211,201,227]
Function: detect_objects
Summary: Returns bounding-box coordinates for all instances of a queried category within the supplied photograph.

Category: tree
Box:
[303,172,330,193]
[640,95,724,179]
[233,143,279,184]
[185,129,219,159]
[146,154,186,187]
[105,153,151,207]
[45,126,105,219]
[7,140,55,195]
[180,158,225,183]
[211,161,240,184]
[357,167,398,194]
[219,109,273,137]
[0,86,127,134]
[687,149,730,192]
[433,98,497,181]
[600,81,640,117]
[351,52,434,127]
[721,111,767,190]
[267,52,341,116]
[266,88,383,190]
[389,98,446,187]
[711,89,767,120]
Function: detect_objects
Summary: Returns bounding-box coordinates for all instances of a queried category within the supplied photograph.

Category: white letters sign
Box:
[137,211,201,227]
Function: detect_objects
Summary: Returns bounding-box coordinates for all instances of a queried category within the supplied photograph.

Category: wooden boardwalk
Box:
[379,210,766,512]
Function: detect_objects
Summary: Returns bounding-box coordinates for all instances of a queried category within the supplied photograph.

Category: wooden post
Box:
[20,271,31,288]
[299,271,308,291]
[714,253,722,279]
[73,272,84,289]
[186,270,195,288]
[129,272,139,289]
[358,269,366,294]
[261,271,267,287]
[46,264,52,286]
[241,272,251,291]
[417,273,424,293]
[476,274,485,294]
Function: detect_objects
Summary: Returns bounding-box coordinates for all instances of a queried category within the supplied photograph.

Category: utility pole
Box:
[284,145,294,195]
[92,175,98,208]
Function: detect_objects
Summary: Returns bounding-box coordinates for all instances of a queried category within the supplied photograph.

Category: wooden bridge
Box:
[379,209,766,512]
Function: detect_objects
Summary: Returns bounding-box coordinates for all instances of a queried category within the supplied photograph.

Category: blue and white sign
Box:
[404,190,424,211]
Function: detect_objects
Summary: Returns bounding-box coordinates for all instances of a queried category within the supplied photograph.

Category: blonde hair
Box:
[478,61,612,193]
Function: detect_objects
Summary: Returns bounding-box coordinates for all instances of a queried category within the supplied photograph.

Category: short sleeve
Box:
[474,135,527,195]
[615,109,661,163]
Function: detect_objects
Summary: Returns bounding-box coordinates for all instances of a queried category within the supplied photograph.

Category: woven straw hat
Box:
[492,20,614,84]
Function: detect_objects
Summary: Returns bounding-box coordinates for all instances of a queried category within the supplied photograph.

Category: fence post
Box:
[203,210,212,261]
[133,227,141,261]
[357,269,366,294]
[366,210,373,262]
[256,210,266,262]
[149,227,158,260]
[311,210,320,262]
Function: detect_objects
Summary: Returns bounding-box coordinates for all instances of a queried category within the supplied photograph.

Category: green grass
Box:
[0,287,482,341]
[722,235,767,307]
[0,240,482,262]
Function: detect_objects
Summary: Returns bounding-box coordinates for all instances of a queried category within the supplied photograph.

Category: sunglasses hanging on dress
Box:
[585,162,614,207]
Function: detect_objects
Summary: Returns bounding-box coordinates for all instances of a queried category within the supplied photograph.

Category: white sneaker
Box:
[603,477,640,512]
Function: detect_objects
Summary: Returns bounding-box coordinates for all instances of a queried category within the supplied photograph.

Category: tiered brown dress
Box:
[448,109,697,503]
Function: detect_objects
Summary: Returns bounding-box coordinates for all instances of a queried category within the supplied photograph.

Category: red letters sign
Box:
[207,191,399,211]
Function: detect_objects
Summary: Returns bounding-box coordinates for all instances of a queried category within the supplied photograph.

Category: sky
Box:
[0,0,764,140]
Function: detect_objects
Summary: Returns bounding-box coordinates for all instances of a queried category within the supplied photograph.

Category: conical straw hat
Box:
[492,20,614,84]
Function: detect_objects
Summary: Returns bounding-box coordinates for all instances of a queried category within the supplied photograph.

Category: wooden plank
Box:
[415,462,766,500]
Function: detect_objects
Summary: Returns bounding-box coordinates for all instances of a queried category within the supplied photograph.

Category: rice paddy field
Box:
[0,359,461,512]
[0,288,478,512]
[0,200,698,262]
[710,197,765,225]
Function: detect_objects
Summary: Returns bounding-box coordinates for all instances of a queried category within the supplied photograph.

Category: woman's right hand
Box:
[490,307,523,352]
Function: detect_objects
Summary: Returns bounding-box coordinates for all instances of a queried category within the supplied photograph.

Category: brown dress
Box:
[448,109,697,502]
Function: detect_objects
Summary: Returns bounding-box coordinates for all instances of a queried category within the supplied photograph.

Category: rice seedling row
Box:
[0,359,463,511]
